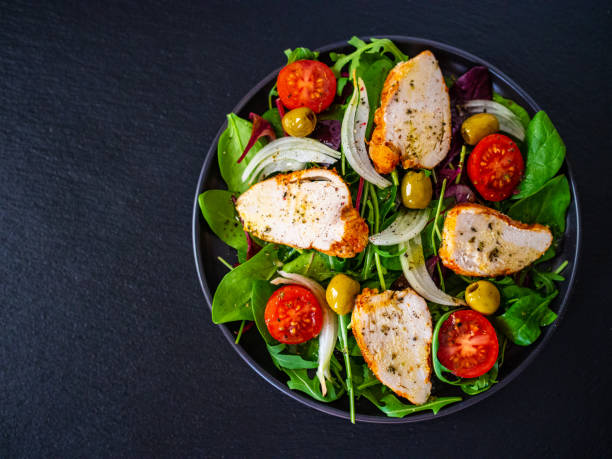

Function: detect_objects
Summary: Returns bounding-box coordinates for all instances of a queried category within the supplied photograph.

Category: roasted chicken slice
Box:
[235,168,368,258]
[439,203,553,277]
[369,50,451,173]
[352,288,433,405]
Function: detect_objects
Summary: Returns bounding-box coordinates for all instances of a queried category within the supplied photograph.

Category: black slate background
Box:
[1,0,611,456]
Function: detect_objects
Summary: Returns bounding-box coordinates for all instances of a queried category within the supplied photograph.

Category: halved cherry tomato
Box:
[467,133,524,201]
[277,60,336,114]
[437,309,499,378]
[264,285,323,344]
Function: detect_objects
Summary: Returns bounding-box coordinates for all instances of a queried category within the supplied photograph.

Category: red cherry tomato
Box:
[277,60,336,114]
[264,285,323,344]
[437,309,499,378]
[467,133,524,201]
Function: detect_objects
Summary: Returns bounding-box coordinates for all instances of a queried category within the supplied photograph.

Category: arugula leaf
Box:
[359,385,461,417]
[251,280,277,345]
[330,36,408,76]
[514,111,566,199]
[284,368,343,402]
[492,92,531,129]
[531,260,568,295]
[284,47,319,64]
[211,245,279,324]
[218,113,266,193]
[508,175,571,237]
[281,251,334,282]
[267,343,318,369]
[495,285,558,346]
[198,190,246,252]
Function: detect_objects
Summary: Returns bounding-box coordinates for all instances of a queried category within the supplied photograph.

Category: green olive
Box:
[461,113,500,145]
[326,274,361,316]
[465,280,500,315]
[401,170,433,209]
[281,107,317,137]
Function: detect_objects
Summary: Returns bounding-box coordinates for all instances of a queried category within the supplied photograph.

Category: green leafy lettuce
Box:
[198,190,246,254]
[218,113,266,193]
[508,175,571,237]
[492,92,531,129]
[251,280,277,344]
[281,251,334,282]
[514,111,566,199]
[495,285,558,346]
[212,245,279,324]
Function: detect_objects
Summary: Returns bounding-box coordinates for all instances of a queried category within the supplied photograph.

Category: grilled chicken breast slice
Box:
[369,50,451,173]
[235,168,368,258]
[352,288,432,405]
[439,203,553,277]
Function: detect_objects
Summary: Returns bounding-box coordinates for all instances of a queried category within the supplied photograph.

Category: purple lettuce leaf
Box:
[237,112,276,163]
[444,184,476,203]
[440,66,493,169]
[311,119,341,150]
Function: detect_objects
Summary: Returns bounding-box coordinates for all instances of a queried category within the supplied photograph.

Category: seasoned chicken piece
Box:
[369,50,451,173]
[439,203,553,277]
[352,288,432,405]
[235,168,368,258]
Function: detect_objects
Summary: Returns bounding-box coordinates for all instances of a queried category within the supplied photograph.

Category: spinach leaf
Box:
[319,103,347,121]
[218,113,265,193]
[267,343,318,369]
[262,108,284,138]
[284,368,343,402]
[211,245,279,324]
[284,47,319,64]
[198,190,246,251]
[495,285,558,346]
[251,280,277,345]
[281,251,334,281]
[492,92,530,129]
[514,111,566,199]
[356,53,394,136]
[508,175,571,237]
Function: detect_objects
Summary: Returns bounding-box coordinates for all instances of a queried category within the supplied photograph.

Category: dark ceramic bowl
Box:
[192,37,581,423]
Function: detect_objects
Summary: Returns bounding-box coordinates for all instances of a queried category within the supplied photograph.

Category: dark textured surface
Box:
[1,0,610,456]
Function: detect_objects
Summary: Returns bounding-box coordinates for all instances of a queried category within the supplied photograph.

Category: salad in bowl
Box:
[196,37,573,423]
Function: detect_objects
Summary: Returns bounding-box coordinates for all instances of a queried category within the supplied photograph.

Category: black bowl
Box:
[192,36,581,423]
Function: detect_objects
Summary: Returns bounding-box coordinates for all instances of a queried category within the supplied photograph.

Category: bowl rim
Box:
[192,36,582,423]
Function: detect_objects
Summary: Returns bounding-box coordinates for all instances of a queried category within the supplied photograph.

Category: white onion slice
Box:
[241,137,341,183]
[399,235,465,306]
[369,209,429,245]
[260,159,306,178]
[271,271,339,396]
[248,150,337,183]
[463,99,525,142]
[341,77,391,189]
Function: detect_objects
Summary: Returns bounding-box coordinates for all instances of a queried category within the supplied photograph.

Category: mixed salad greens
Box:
[198,37,571,422]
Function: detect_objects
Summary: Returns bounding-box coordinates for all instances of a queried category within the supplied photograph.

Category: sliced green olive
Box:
[401,170,432,209]
[326,274,360,316]
[461,113,500,145]
[281,107,317,137]
[465,280,500,315]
